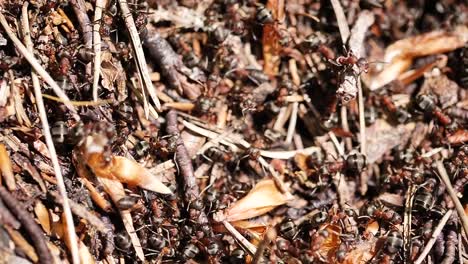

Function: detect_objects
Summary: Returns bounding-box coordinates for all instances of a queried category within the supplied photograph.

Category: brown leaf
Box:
[100,51,127,101]
[370,26,467,90]
[88,153,172,194]
[369,57,412,90]
[223,179,291,222]
[385,26,467,62]
[0,143,15,191]
[34,201,51,235]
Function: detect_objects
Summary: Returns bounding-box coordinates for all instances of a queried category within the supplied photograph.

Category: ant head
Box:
[356,58,369,73]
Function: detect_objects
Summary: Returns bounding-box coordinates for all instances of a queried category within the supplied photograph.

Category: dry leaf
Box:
[87,153,172,194]
[222,179,291,222]
[34,201,51,235]
[384,26,467,62]
[369,26,468,90]
[369,57,412,90]
[100,51,127,102]
[0,143,15,191]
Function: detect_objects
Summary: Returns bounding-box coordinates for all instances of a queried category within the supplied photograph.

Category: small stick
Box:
[144,31,201,100]
[329,131,345,157]
[42,94,112,106]
[70,0,92,48]
[436,161,468,238]
[414,209,453,264]
[273,106,290,132]
[166,110,211,232]
[21,5,80,264]
[0,186,52,263]
[92,0,107,101]
[0,12,79,121]
[257,156,291,196]
[118,0,161,117]
[284,102,299,146]
[0,199,20,229]
[222,220,257,256]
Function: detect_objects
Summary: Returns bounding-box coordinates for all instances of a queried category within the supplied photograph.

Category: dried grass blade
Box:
[118,0,161,117]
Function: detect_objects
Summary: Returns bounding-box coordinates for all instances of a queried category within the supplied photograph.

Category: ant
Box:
[330,49,369,75]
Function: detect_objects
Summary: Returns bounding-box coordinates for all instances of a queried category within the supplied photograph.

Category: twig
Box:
[257,156,291,196]
[414,209,453,264]
[0,12,79,121]
[70,0,92,48]
[144,31,201,100]
[21,5,80,264]
[285,102,299,146]
[436,161,468,238]
[42,94,112,106]
[166,111,211,232]
[92,0,107,101]
[0,186,52,263]
[329,131,345,157]
[273,106,290,132]
[222,220,257,256]
[0,199,20,229]
[118,0,161,117]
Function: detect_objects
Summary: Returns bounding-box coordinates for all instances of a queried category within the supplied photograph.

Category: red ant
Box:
[330,50,369,74]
